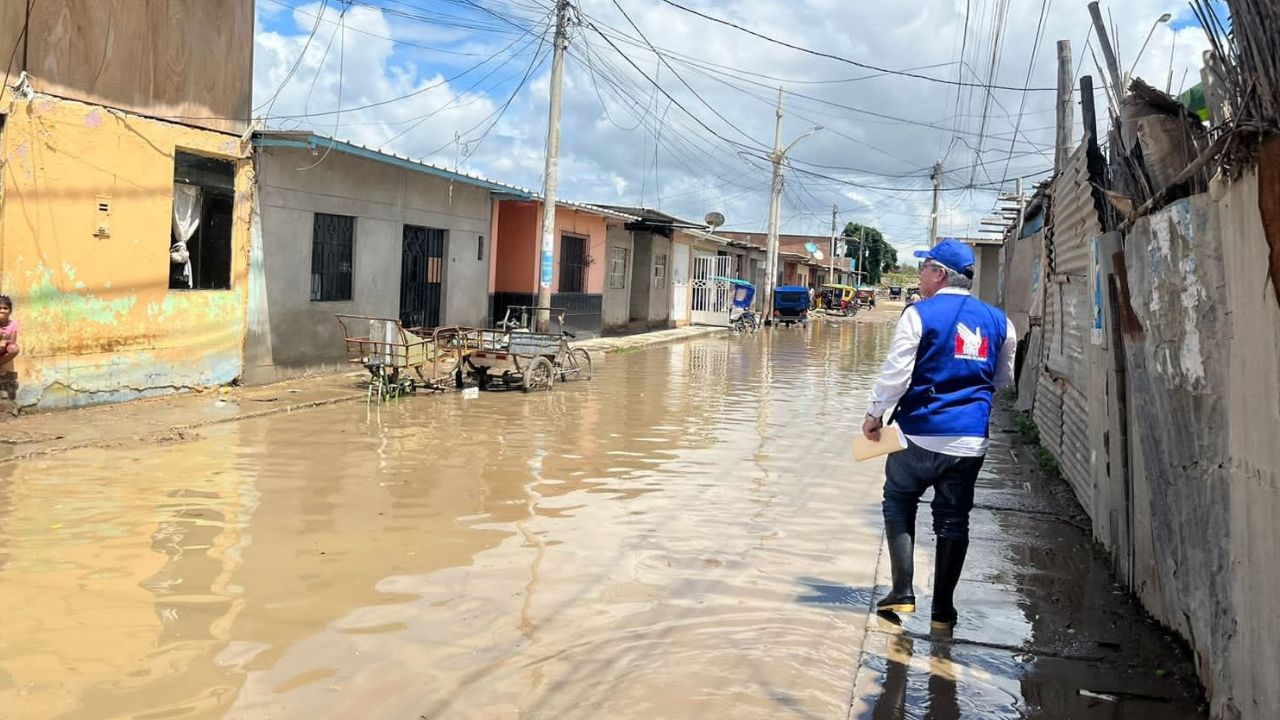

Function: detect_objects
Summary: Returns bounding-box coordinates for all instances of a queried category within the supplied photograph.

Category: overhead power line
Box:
[654,0,1058,93]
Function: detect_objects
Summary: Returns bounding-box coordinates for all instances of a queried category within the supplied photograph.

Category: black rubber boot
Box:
[930,538,970,628]
[876,531,916,613]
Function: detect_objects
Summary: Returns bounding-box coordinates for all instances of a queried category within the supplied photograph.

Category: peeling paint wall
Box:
[1023,166,1279,718]
[1122,194,1237,716]
[0,93,251,411]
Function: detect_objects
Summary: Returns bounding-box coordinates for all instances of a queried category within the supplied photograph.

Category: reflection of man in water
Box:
[861,239,1016,629]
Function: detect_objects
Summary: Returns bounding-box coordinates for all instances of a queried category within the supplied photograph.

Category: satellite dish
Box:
[813,250,825,261]
[804,242,819,254]
[704,212,725,229]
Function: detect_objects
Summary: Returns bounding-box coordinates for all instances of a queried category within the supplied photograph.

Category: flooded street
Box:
[0,321,1204,720]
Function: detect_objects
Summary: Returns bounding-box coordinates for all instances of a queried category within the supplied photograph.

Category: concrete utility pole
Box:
[763,89,785,325]
[828,202,837,283]
[535,0,571,329]
[927,161,942,246]
[762,88,820,324]
[859,226,868,285]
[1055,39,1075,176]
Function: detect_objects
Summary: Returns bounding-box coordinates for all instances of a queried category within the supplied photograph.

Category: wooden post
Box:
[1081,75,1098,145]
[1088,2,1124,98]
[1055,40,1074,177]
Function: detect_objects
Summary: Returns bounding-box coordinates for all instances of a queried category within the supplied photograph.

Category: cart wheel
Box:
[523,357,555,393]
[475,370,491,391]
[569,348,593,381]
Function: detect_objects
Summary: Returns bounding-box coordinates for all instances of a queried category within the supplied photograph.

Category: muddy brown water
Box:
[0,322,1201,719]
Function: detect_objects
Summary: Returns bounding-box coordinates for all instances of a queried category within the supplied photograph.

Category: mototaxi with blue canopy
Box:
[711,276,756,311]
[772,285,810,326]
[713,276,758,332]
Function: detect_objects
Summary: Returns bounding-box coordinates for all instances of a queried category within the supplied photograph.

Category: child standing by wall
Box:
[0,295,19,415]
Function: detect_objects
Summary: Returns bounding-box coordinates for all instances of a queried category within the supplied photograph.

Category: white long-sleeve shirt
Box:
[866,288,1017,457]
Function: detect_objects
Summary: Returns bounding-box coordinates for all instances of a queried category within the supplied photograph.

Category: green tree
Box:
[841,223,898,285]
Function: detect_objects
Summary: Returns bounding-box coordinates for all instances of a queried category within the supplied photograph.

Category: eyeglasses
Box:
[922,262,946,273]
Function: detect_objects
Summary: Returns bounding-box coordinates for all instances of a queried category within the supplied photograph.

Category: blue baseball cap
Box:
[914,238,975,277]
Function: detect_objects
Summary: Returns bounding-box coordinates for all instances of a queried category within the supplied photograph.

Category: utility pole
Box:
[1087,2,1124,103]
[1055,39,1075,177]
[763,88,785,325]
[927,161,942,246]
[829,202,837,283]
[858,225,867,285]
[535,0,571,329]
[1014,177,1025,241]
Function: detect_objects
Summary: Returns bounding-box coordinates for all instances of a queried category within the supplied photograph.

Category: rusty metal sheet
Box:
[1259,136,1280,307]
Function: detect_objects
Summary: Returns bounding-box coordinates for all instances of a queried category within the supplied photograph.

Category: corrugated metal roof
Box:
[593,205,703,227]
[254,131,536,197]
[253,131,639,221]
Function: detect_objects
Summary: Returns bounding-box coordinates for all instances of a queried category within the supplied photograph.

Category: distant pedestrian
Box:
[862,239,1016,629]
[0,294,19,413]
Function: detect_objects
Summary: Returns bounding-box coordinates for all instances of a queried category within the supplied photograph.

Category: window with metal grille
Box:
[559,234,588,293]
[653,254,668,288]
[608,246,628,289]
[311,213,355,301]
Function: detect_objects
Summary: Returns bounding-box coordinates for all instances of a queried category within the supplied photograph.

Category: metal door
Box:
[400,225,445,329]
[691,253,732,326]
[671,243,690,323]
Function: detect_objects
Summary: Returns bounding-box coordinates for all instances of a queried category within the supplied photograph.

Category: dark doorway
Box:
[558,233,588,293]
[400,225,445,329]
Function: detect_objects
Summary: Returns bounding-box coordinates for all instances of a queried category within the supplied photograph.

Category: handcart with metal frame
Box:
[464,306,593,392]
[335,315,480,400]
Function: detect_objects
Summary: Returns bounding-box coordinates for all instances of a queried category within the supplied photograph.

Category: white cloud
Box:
[252,0,1211,254]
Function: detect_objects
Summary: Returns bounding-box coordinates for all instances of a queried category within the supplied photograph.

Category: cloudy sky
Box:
[253,0,1218,255]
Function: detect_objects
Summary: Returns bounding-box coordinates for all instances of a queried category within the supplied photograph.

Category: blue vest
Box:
[895,293,1008,437]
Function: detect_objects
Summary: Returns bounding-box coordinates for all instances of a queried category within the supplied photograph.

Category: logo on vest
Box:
[954,323,989,361]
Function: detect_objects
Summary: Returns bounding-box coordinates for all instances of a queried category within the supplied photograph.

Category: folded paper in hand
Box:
[852,425,909,462]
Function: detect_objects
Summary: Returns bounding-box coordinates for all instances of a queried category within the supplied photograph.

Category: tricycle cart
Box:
[335,315,481,400]
[464,307,592,392]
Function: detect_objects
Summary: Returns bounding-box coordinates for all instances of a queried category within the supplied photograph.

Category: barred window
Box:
[653,254,668,288]
[311,213,355,301]
[608,246,628,289]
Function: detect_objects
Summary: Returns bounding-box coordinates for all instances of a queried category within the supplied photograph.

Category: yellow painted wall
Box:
[0,92,252,410]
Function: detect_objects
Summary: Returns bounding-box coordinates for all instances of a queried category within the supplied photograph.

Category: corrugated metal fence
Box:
[1034,141,1104,518]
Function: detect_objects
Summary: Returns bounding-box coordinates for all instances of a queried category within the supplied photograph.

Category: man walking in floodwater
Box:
[861,239,1016,628]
